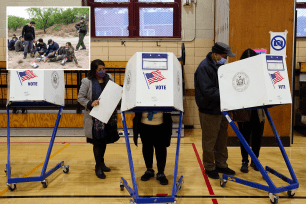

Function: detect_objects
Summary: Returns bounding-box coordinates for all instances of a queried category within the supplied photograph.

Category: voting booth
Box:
[120,52,184,204]
[218,54,298,204]
[5,70,69,191]
[121,52,183,112]
[218,54,291,111]
[7,70,65,106]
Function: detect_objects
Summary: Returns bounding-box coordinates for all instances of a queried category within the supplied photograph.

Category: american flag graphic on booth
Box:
[144,70,166,85]
[17,70,38,83]
[270,71,284,84]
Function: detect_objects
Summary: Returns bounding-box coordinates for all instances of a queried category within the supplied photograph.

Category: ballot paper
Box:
[90,80,123,123]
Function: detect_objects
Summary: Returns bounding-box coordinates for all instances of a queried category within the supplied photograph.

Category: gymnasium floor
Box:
[0,129,305,204]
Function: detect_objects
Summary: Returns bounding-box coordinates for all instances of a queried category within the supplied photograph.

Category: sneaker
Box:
[101,164,111,172]
[250,162,259,171]
[141,169,154,181]
[205,169,219,179]
[156,173,168,185]
[215,167,236,175]
[23,56,26,59]
[80,47,86,50]
[240,161,249,173]
[95,165,106,179]
[75,48,79,51]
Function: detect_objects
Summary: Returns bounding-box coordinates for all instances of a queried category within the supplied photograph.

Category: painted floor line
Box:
[192,143,218,204]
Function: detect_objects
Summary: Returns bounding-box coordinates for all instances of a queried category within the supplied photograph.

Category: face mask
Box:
[217,55,227,65]
[96,69,106,78]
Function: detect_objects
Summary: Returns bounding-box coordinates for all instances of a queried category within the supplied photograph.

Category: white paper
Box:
[90,80,123,123]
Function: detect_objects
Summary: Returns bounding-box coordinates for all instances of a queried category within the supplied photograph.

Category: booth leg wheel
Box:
[269,193,279,204]
[41,180,48,188]
[62,165,69,173]
[120,182,124,191]
[7,183,16,191]
[287,190,296,198]
[220,179,227,187]
[176,181,183,190]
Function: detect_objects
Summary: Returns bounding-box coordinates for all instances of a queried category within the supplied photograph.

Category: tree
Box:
[73,8,90,22]
[27,8,60,33]
[8,16,26,31]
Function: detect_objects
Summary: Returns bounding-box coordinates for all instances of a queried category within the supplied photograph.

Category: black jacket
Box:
[36,42,47,52]
[22,25,35,41]
[194,52,223,115]
[133,113,173,147]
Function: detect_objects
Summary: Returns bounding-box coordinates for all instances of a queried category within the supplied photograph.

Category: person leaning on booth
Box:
[194,42,236,179]
[77,59,120,179]
[230,49,266,173]
[133,111,172,185]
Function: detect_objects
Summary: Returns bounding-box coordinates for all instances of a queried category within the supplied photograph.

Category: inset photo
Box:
[6,6,90,70]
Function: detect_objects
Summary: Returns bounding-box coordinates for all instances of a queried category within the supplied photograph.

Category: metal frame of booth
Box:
[5,101,69,191]
[120,107,184,204]
[221,106,299,204]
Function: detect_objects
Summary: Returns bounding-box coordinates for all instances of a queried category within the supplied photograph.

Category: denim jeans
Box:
[24,40,33,57]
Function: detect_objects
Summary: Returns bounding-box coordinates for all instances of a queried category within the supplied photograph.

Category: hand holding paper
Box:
[90,81,123,123]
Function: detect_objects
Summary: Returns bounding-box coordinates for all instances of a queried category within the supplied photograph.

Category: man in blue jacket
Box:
[194,42,236,179]
[44,39,59,59]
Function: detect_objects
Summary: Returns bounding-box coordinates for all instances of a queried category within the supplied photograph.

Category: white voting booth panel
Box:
[218,54,291,111]
[7,70,65,106]
[121,52,183,111]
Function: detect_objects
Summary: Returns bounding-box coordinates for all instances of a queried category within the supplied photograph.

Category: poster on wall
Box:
[269,30,288,57]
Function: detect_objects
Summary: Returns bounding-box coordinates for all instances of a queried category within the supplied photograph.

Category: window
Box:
[297,2,306,37]
[84,0,181,38]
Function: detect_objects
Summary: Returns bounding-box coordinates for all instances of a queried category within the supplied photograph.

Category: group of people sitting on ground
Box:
[8,20,85,68]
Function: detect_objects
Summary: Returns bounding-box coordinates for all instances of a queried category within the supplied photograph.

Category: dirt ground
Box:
[7,23,90,70]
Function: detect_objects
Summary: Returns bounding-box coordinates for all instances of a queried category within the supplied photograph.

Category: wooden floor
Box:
[0,129,305,204]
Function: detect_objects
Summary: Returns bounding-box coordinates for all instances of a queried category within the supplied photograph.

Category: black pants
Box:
[238,110,264,163]
[140,123,167,174]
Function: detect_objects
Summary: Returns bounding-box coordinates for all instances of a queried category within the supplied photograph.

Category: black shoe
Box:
[75,48,79,51]
[156,173,168,185]
[250,162,259,171]
[80,47,86,50]
[23,56,26,59]
[205,169,219,179]
[95,165,106,179]
[141,169,154,181]
[215,167,236,175]
[101,164,111,172]
[240,161,249,173]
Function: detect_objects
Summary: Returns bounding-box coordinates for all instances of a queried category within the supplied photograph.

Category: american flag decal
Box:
[17,70,38,85]
[270,71,284,84]
[144,70,166,85]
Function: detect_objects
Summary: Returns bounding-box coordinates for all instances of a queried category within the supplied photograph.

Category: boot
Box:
[240,161,249,173]
[95,165,106,179]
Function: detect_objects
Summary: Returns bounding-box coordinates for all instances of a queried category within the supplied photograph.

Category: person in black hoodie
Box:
[22,21,35,59]
[194,42,236,179]
[34,38,47,58]
[8,36,17,51]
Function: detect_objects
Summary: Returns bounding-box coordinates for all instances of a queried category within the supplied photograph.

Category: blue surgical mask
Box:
[217,56,227,65]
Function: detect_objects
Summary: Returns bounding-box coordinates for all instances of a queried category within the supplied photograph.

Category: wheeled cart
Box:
[120,108,184,204]
[5,102,69,191]
[221,107,299,204]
